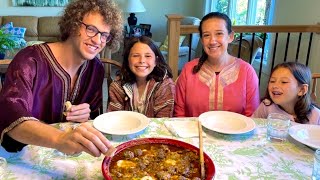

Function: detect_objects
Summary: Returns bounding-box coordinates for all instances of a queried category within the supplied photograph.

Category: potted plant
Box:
[0,28,16,59]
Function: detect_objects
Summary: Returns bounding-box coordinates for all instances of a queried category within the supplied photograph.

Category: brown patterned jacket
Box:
[107,77,175,118]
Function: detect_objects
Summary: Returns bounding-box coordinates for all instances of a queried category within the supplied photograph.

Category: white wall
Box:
[273,0,320,25]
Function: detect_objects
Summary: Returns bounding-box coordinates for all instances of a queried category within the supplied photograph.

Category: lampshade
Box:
[124,0,146,13]
[124,0,146,27]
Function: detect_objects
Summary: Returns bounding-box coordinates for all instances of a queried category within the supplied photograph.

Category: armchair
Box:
[228,35,263,64]
[160,16,200,72]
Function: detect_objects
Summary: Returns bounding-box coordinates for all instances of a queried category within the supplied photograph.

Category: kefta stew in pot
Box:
[109,143,202,180]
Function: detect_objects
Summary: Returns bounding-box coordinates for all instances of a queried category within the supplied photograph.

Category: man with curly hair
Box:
[0,0,122,157]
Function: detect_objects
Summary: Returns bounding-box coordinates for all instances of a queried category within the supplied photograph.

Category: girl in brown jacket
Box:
[108,36,175,117]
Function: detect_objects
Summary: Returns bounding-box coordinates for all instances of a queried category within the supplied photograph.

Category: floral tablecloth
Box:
[0,118,315,179]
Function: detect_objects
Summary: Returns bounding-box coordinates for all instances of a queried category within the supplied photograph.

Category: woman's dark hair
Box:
[264,61,315,123]
[193,12,233,74]
[120,36,173,85]
[59,0,123,50]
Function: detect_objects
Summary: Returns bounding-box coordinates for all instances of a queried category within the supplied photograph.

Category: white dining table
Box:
[0,118,315,179]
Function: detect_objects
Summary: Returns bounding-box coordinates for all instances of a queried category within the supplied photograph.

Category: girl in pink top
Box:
[174,12,260,117]
[252,62,320,124]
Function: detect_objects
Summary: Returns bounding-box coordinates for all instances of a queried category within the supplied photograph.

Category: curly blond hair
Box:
[59,0,123,50]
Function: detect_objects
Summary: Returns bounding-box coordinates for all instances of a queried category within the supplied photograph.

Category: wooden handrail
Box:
[233,25,320,33]
[180,24,320,34]
[166,14,320,79]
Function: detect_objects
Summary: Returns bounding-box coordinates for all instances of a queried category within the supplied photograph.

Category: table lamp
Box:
[124,0,146,26]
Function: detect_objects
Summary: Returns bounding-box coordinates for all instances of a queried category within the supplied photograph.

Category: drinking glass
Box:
[267,113,291,142]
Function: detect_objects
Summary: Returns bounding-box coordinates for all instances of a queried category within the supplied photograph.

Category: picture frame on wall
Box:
[12,0,71,7]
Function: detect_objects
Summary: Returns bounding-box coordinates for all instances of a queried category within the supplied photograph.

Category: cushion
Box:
[160,35,186,51]
[27,41,45,46]
[1,22,13,29]
[2,22,26,38]
[11,37,27,49]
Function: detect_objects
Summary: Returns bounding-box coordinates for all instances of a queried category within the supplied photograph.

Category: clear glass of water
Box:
[312,149,320,180]
[267,113,291,142]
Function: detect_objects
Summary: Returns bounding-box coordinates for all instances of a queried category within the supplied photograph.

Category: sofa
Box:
[0,16,117,59]
[228,35,263,65]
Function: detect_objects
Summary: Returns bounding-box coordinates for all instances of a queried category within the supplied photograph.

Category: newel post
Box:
[165,14,184,80]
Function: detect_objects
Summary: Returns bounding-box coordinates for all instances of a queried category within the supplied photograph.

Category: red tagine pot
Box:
[102,137,215,180]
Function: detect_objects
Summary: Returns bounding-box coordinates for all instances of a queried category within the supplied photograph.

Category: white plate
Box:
[199,111,256,134]
[93,111,150,135]
[289,124,320,149]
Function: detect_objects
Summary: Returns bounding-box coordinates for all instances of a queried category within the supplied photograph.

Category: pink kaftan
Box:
[174,58,260,117]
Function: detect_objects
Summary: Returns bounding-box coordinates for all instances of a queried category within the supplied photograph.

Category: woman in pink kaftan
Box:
[174,12,260,117]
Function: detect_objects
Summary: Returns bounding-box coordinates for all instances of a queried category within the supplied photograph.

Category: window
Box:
[204,0,274,25]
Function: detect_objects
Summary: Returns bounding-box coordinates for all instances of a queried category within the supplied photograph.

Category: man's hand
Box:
[65,103,91,122]
[55,122,113,157]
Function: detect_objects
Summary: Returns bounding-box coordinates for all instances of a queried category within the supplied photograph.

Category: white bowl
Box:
[93,111,150,135]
